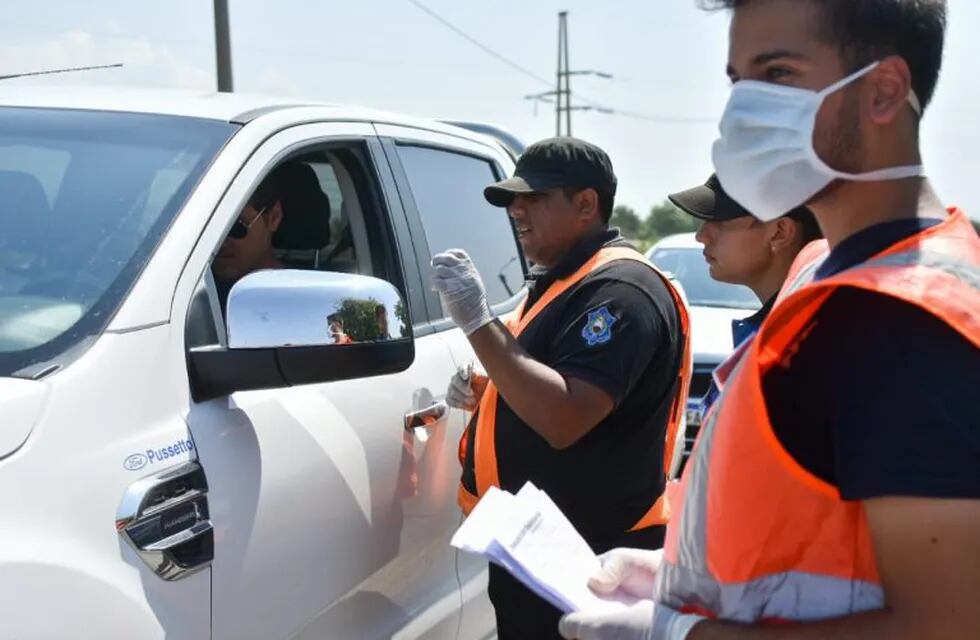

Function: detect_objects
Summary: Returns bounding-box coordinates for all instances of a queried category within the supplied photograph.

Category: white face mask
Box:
[712,61,925,222]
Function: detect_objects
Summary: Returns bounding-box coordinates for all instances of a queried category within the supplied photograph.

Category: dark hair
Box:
[563,187,615,224]
[788,207,823,244]
[700,0,947,110]
[247,169,283,210]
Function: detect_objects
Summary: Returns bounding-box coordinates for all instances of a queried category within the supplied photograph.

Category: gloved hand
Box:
[558,600,655,640]
[446,366,489,411]
[558,600,705,640]
[430,250,495,336]
[588,548,664,600]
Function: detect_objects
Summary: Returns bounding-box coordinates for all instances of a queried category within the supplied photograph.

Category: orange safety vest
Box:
[457,246,693,532]
[657,209,980,623]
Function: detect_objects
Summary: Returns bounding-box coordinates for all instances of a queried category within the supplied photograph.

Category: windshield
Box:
[0,107,237,377]
[649,247,761,311]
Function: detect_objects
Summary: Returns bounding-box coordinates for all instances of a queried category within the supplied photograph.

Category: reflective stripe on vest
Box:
[458,245,692,533]
[658,209,980,623]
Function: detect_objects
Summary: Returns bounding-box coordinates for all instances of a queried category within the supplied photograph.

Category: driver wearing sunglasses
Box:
[213,172,285,308]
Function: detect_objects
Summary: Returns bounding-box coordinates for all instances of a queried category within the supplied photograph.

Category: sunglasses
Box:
[227,206,268,239]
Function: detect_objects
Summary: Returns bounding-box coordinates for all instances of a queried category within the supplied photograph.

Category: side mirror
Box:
[188,270,414,402]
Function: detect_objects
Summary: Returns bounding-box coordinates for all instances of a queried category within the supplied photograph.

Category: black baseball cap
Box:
[484,137,617,208]
[669,174,817,230]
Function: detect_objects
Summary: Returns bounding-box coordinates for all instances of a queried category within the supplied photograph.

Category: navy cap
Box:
[484,137,617,207]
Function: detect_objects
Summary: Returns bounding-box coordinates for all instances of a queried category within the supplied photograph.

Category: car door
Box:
[178,121,464,640]
[376,124,526,638]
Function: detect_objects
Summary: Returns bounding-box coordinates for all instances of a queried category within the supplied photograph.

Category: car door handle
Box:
[405,401,448,431]
[116,462,214,581]
[144,520,214,552]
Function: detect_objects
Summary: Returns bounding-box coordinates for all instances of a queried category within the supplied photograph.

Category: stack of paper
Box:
[451,483,634,614]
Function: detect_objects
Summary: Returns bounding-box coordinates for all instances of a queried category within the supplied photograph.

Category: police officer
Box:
[430,137,690,640]
[672,175,820,345]
[669,175,821,414]
[558,1,979,639]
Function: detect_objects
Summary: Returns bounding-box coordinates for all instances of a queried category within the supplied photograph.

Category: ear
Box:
[266,201,284,232]
[868,55,914,126]
[577,188,601,223]
[768,217,797,253]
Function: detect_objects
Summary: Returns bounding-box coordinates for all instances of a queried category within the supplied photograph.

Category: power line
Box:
[615,109,716,124]
[0,63,123,81]
[406,0,714,125]
[406,0,552,88]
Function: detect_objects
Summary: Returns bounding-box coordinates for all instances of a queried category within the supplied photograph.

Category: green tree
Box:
[394,299,409,337]
[610,205,642,239]
[641,200,699,245]
[333,298,387,342]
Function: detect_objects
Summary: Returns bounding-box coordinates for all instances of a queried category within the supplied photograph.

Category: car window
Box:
[209,154,359,308]
[650,247,760,310]
[269,157,340,272]
[395,144,524,307]
[197,145,409,347]
[0,107,236,377]
[307,159,347,247]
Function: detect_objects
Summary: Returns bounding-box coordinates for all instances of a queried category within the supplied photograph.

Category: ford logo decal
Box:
[124,453,148,471]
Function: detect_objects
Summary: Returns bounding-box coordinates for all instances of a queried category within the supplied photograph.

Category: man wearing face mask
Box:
[558,1,979,640]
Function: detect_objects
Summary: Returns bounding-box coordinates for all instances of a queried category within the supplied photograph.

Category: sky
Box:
[1,0,977,220]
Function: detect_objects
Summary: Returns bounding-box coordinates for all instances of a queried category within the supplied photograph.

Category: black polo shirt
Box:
[763,218,980,500]
[463,228,683,547]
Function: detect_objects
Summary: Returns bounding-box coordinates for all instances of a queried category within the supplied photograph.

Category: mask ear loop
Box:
[807,60,926,181]
[907,90,923,116]
[816,61,881,99]
[821,59,922,115]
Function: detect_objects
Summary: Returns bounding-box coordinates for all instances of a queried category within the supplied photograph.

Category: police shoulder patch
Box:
[582,306,618,347]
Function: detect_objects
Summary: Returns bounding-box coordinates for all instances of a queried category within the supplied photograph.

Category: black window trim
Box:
[365,137,431,337]
[379,136,527,333]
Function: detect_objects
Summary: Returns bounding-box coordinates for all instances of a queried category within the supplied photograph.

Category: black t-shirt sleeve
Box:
[547,279,669,407]
[767,288,980,501]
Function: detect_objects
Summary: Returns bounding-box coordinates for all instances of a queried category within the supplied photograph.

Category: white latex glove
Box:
[558,600,704,640]
[446,366,489,411]
[430,250,495,336]
[588,548,664,600]
[558,600,655,640]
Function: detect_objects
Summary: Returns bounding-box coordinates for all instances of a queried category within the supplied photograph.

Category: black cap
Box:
[484,137,617,207]
[669,174,817,230]
[668,174,750,222]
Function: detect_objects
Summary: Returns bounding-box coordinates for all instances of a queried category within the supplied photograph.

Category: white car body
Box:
[0,88,512,639]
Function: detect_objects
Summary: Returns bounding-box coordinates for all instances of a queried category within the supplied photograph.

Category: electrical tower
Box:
[526,11,612,137]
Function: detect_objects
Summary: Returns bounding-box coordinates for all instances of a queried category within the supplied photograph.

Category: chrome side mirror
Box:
[188,270,415,402]
[226,270,411,349]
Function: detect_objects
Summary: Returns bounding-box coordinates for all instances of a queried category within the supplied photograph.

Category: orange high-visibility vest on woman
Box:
[657,209,979,622]
[458,246,693,532]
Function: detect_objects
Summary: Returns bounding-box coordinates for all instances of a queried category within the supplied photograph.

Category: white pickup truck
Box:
[0,88,532,639]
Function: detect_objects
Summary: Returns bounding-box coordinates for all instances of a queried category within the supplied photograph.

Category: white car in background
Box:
[646,233,760,468]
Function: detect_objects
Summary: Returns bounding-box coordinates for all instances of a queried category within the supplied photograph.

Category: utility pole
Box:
[556,11,567,136]
[526,11,613,137]
[214,0,233,92]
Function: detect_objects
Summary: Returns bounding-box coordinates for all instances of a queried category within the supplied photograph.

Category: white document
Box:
[451,483,634,614]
